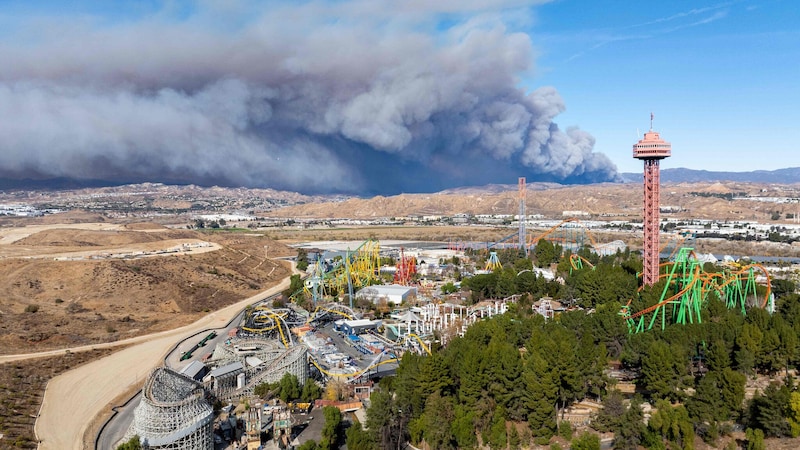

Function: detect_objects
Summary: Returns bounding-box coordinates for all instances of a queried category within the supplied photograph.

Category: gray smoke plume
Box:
[0,1,618,194]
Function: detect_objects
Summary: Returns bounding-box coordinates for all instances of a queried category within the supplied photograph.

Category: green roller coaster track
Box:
[620,247,772,334]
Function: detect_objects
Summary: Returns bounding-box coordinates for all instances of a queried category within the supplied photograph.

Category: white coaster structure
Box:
[124,367,214,449]
[206,337,308,401]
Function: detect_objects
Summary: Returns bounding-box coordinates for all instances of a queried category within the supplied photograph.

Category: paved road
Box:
[96,392,141,450]
[34,270,294,450]
[313,322,398,380]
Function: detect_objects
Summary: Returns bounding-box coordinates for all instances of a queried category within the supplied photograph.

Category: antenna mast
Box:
[518,177,527,256]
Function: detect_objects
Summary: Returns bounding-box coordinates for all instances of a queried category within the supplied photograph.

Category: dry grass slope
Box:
[0,226,293,355]
[0,348,120,449]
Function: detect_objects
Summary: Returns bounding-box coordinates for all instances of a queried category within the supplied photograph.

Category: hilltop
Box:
[263,181,800,223]
[621,167,800,184]
[0,222,293,354]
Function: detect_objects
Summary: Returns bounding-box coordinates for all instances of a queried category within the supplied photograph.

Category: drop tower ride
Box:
[633,114,671,286]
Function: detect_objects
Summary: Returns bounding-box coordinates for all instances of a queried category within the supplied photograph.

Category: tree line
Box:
[345,243,800,449]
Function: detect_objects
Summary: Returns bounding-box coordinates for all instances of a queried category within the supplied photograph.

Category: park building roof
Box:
[208,361,243,378]
[179,361,206,380]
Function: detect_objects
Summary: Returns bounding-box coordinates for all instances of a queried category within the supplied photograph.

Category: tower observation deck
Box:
[633,114,671,286]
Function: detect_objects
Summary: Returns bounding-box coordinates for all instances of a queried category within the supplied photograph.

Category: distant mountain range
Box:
[620,167,800,184]
[2,167,799,196]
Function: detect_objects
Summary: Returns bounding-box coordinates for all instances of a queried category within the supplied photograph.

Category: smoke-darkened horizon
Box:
[0,1,619,195]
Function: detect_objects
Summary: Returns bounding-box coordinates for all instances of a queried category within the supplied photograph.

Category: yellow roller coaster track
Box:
[241,310,292,347]
[400,333,432,356]
[569,254,595,271]
[303,239,382,300]
[308,305,357,323]
[308,355,397,380]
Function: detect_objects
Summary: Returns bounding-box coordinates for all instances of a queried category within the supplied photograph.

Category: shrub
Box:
[558,421,573,441]
[25,304,39,313]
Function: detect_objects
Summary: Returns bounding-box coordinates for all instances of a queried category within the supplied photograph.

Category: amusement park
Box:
[111,122,800,450]
[118,213,786,449]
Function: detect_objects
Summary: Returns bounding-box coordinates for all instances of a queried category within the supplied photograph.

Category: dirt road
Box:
[0,223,127,244]
[31,268,292,450]
[0,222,221,260]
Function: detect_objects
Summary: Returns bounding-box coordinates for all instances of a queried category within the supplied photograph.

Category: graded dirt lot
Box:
[0,222,293,354]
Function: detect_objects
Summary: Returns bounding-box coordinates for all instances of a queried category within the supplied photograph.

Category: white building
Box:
[356,285,417,305]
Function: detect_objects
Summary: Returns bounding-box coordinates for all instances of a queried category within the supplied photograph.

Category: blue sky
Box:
[527,0,800,173]
[0,0,797,194]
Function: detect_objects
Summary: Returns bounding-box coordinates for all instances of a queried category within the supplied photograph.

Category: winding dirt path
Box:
[28,267,292,450]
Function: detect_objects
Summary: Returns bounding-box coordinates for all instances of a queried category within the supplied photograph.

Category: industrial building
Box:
[179,360,208,381]
[335,318,379,335]
[355,284,416,305]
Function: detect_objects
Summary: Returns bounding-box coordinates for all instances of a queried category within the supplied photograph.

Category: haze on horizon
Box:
[0,0,623,195]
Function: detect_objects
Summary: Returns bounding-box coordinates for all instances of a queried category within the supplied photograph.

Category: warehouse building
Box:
[338,319,380,335]
[355,284,416,306]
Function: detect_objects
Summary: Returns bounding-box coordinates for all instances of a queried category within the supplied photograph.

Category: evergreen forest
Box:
[345,244,800,450]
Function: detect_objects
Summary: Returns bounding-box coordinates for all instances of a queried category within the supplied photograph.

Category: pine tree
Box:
[613,398,645,450]
[593,390,625,433]
[451,405,478,449]
[648,400,694,450]
[486,406,508,450]
[641,341,685,402]
[115,435,142,450]
[485,334,525,420]
[421,392,456,450]
[345,422,374,450]
[787,392,800,437]
[748,383,791,437]
[279,373,301,402]
[509,425,521,450]
[456,340,488,408]
[523,347,557,437]
[705,339,731,372]
[540,327,583,423]
[735,323,762,376]
[571,432,601,450]
[320,406,342,450]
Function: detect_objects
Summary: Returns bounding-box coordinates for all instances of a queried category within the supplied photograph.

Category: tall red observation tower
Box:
[633,114,671,286]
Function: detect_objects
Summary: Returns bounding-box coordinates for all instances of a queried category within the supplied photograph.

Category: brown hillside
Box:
[264,181,800,222]
[13,228,194,247]
[0,227,293,354]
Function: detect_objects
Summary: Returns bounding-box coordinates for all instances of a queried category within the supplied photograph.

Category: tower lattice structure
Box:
[633,114,671,286]
[519,177,526,255]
